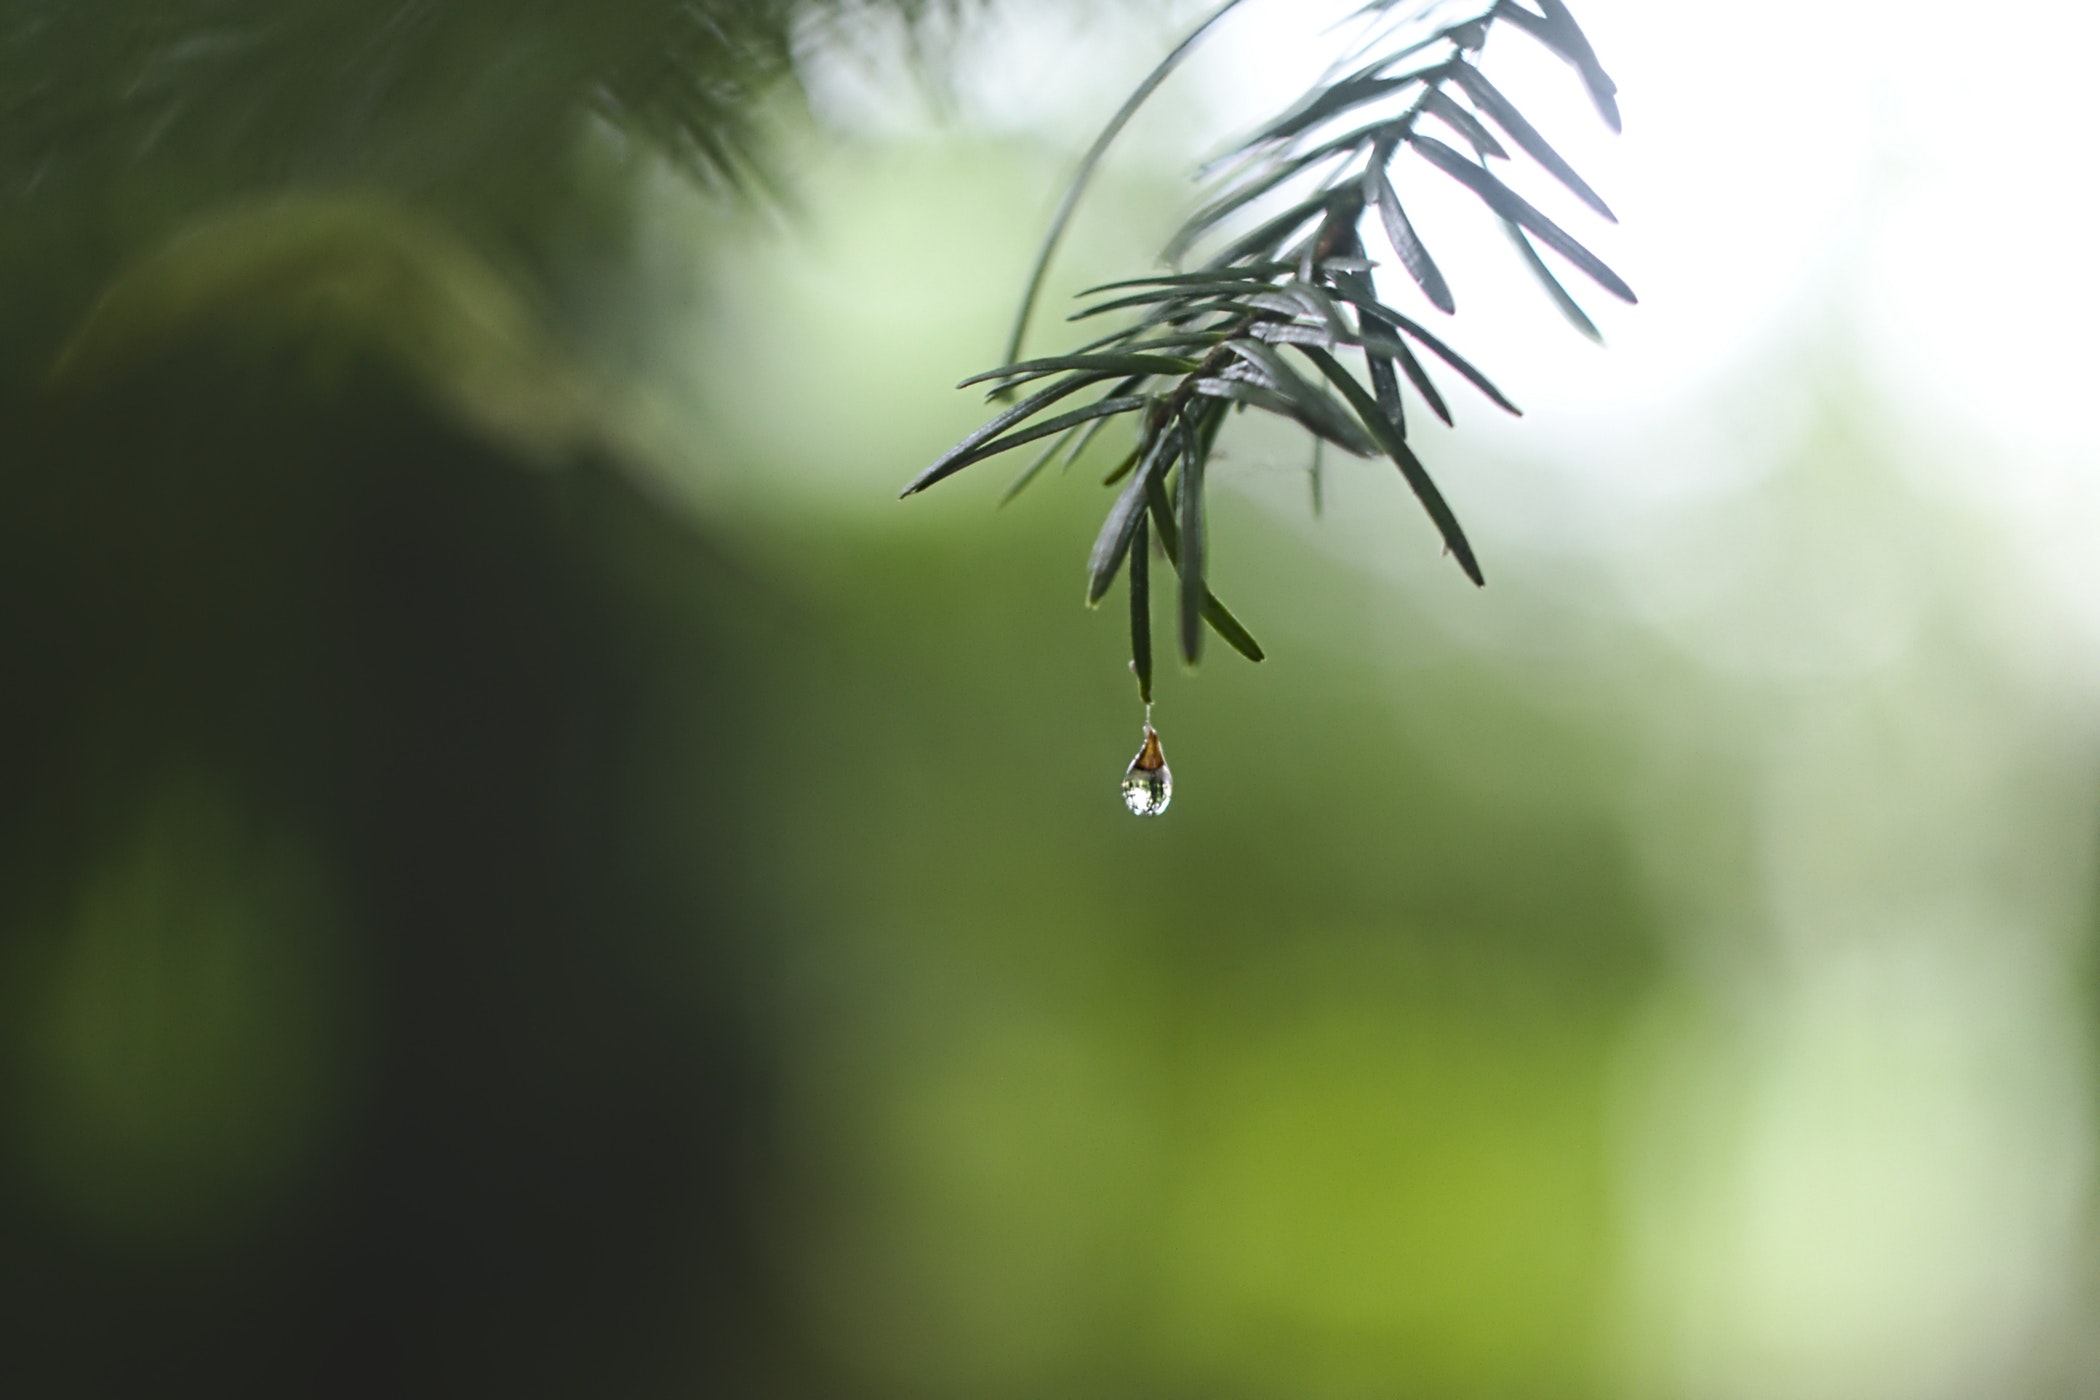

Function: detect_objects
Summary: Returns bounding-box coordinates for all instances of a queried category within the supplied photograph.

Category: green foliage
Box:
[907,0,1633,694]
[0,0,950,210]
[0,0,965,382]
[50,194,605,458]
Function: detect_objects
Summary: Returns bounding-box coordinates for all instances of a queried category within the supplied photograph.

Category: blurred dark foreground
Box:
[0,334,790,1395]
[0,335,1656,1397]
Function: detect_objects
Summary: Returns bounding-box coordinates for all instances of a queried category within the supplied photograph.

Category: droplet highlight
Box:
[1121,724,1172,817]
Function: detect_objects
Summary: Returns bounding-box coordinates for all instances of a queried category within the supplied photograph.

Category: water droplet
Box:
[1121,724,1172,817]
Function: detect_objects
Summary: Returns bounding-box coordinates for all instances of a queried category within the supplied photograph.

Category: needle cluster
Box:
[903,0,1632,704]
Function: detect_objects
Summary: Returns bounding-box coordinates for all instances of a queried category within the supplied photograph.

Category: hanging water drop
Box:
[1121,720,1172,817]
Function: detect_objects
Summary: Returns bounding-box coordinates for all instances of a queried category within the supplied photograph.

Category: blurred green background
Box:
[4,3,2097,1397]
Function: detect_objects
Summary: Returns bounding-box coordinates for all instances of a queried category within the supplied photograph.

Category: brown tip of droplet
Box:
[1135,726,1166,771]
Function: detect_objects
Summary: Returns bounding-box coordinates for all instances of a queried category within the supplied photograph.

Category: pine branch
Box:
[906,0,1633,692]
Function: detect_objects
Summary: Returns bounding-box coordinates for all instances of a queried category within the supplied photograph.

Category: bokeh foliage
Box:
[0,0,954,381]
[746,481,1658,1397]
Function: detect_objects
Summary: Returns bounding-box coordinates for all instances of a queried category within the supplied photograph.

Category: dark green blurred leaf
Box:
[903,371,1119,496]
[1297,345,1484,585]
[1070,283,1281,320]
[1068,326,1230,357]
[1326,283,1522,414]
[957,395,1152,474]
[961,353,1200,392]
[1422,89,1507,160]
[1234,72,1429,151]
[1177,413,1208,664]
[1409,135,1633,301]
[1174,187,1336,268]
[1366,162,1456,313]
[1501,0,1622,131]
[1081,264,1296,296]
[1144,470,1266,662]
[1101,443,1144,486]
[1002,429,1077,506]
[1088,421,1182,603]
[1502,218,1602,341]
[1129,512,1154,701]
[1192,375,1375,454]
[1389,332,1453,426]
[1069,292,1254,327]
[1366,348,1409,435]
[1450,65,1614,219]
[1176,145,1367,255]
[1222,338,1379,450]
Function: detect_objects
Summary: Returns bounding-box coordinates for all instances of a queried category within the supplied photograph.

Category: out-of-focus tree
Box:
[1,0,958,383]
[0,5,954,1396]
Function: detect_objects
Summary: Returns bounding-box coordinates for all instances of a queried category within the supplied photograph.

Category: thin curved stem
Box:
[1001,0,1254,370]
